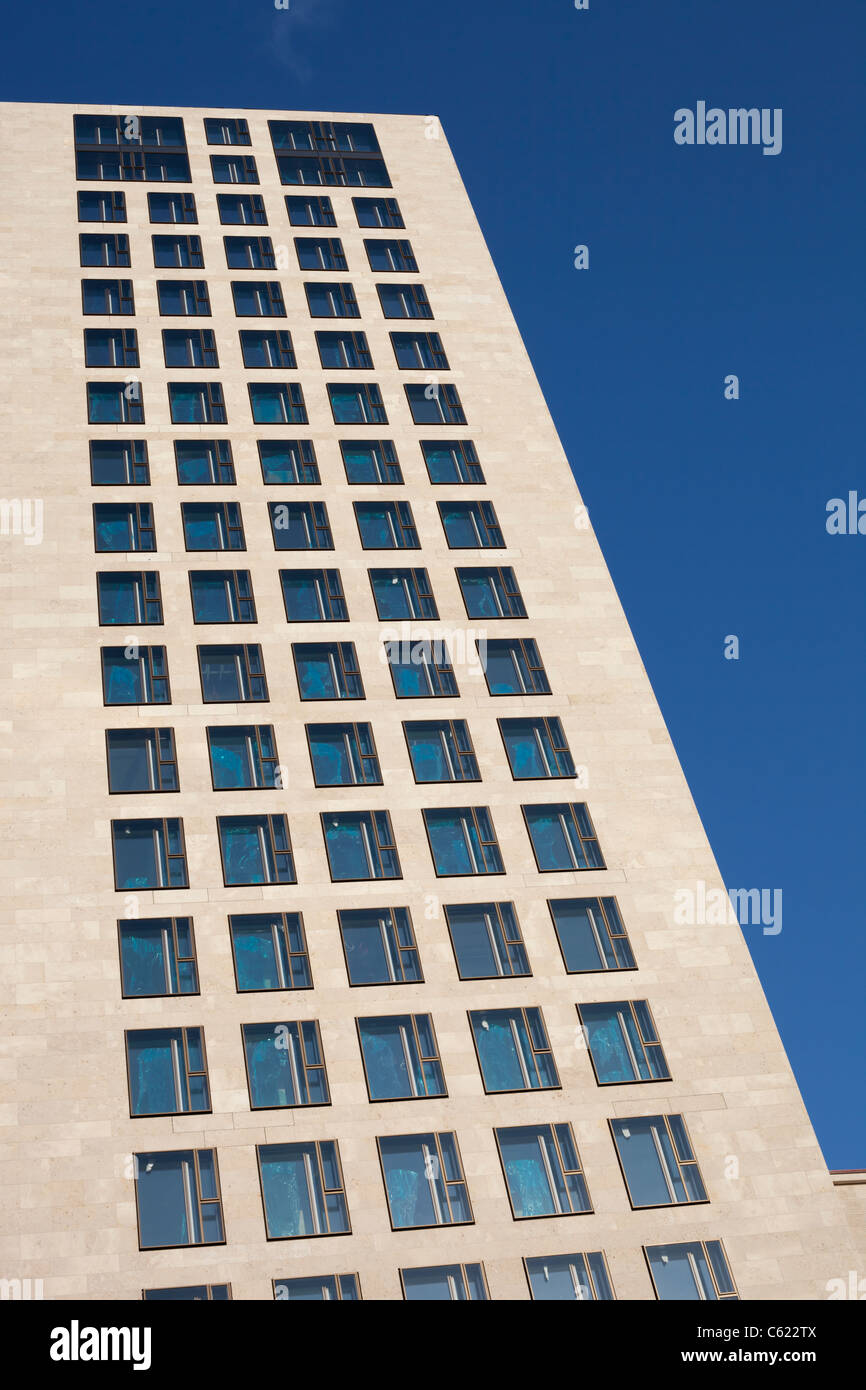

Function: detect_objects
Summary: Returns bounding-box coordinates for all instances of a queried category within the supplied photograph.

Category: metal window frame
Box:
[421,438,483,485]
[644,1239,739,1302]
[242,1018,329,1110]
[468,1005,559,1094]
[339,438,402,484]
[78,189,127,222]
[305,720,382,788]
[403,718,479,784]
[352,196,404,229]
[355,499,417,550]
[240,328,296,369]
[223,234,276,270]
[143,1283,232,1301]
[456,565,525,619]
[96,569,163,626]
[285,194,337,226]
[89,438,150,486]
[369,566,436,621]
[147,191,197,224]
[292,640,364,700]
[174,439,235,486]
[269,500,332,551]
[79,232,131,268]
[110,815,187,891]
[162,327,219,369]
[211,153,259,184]
[321,808,401,882]
[377,282,432,319]
[257,1139,351,1240]
[610,1112,708,1210]
[547,895,636,974]
[423,804,504,877]
[295,236,347,271]
[280,567,347,622]
[93,498,155,553]
[134,1148,223,1251]
[204,116,251,146]
[498,715,574,779]
[217,812,295,886]
[337,905,422,986]
[443,901,530,980]
[399,1262,488,1302]
[364,237,417,272]
[258,439,318,483]
[522,801,604,872]
[105,725,178,793]
[101,643,170,706]
[386,638,458,698]
[197,642,267,703]
[206,723,279,790]
[151,233,204,269]
[356,1012,445,1102]
[117,915,198,999]
[249,381,307,424]
[495,1121,592,1219]
[523,1250,616,1302]
[188,569,256,624]
[480,636,550,695]
[390,330,448,371]
[378,1130,472,1231]
[272,1273,359,1301]
[577,999,671,1085]
[229,910,312,993]
[81,277,135,316]
[315,329,373,370]
[124,1024,210,1117]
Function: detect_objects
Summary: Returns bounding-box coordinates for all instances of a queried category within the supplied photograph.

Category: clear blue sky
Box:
[5,0,863,1165]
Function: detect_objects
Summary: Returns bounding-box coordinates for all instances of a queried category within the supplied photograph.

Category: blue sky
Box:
[4,0,863,1165]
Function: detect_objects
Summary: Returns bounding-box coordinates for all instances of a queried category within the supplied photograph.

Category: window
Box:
[404,720,479,783]
[217,192,267,225]
[189,570,256,623]
[258,1141,350,1238]
[377,283,432,319]
[175,440,235,485]
[269,119,382,155]
[294,642,362,699]
[224,234,275,269]
[208,725,279,789]
[76,150,191,182]
[391,331,447,370]
[275,152,390,187]
[135,1150,223,1250]
[97,571,162,625]
[205,116,250,145]
[355,502,418,551]
[232,281,285,316]
[315,330,372,369]
[126,1027,209,1116]
[152,234,203,268]
[386,638,458,698]
[328,383,387,425]
[269,501,332,550]
[469,1008,558,1093]
[322,810,400,881]
[93,502,153,551]
[168,383,226,424]
[90,439,149,486]
[84,328,138,367]
[525,1252,615,1302]
[369,568,436,620]
[87,382,143,425]
[162,328,218,367]
[211,154,259,184]
[102,645,169,705]
[119,917,197,997]
[548,897,635,973]
[78,190,126,222]
[111,817,188,889]
[354,197,404,229]
[307,723,381,786]
[240,329,296,368]
[274,1275,359,1301]
[80,233,130,267]
[421,439,484,484]
[358,1015,445,1101]
[458,566,525,619]
[259,440,319,483]
[281,569,347,622]
[249,383,307,424]
[74,113,186,148]
[338,907,422,986]
[295,236,347,270]
[401,1264,488,1302]
[379,1132,471,1230]
[198,644,267,702]
[285,194,336,226]
[106,728,178,792]
[439,499,501,547]
[424,807,503,877]
[148,192,197,224]
[365,238,417,272]
[481,638,551,695]
[645,1241,738,1302]
[218,814,295,885]
[304,282,360,318]
[145,1285,231,1301]
[444,902,530,980]
[182,501,245,551]
[339,439,402,484]
[578,1000,671,1084]
[157,280,210,315]
[496,1123,591,1219]
[611,1114,707,1209]
[243,1021,329,1108]
[523,803,605,871]
[82,278,134,314]
[500,717,575,779]
[230,912,312,992]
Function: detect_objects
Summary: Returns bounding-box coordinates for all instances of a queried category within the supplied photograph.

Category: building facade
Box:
[0,102,859,1301]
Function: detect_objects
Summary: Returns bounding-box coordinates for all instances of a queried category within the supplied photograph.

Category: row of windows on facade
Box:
[107,802,603,889]
[81,231,417,273]
[78,190,404,230]
[82,326,446,372]
[81,276,434,321]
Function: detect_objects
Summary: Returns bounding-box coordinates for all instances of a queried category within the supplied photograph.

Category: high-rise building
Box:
[0,103,860,1302]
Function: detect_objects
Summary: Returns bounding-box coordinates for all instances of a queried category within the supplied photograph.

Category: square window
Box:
[112,818,187,890]
[119,917,197,997]
[198,644,267,702]
[258,1141,349,1238]
[207,725,279,789]
[369,568,436,620]
[175,440,235,486]
[578,1000,671,1084]
[340,440,402,484]
[135,1149,223,1249]
[338,907,422,986]
[444,902,530,980]
[258,440,319,484]
[404,720,478,783]
[307,723,381,786]
[548,897,636,973]
[243,1021,329,1108]
[93,502,153,551]
[481,638,550,695]
[523,802,604,871]
[500,717,574,778]
[97,571,162,625]
[102,646,169,705]
[89,440,149,486]
[469,1007,558,1092]
[611,1114,708,1208]
[293,642,362,699]
[189,570,256,624]
[182,502,244,551]
[645,1241,738,1301]
[106,728,178,792]
[230,912,312,992]
[355,501,417,549]
[423,806,503,876]
[218,814,295,885]
[496,1123,591,1219]
[386,638,458,698]
[358,1015,445,1100]
[126,1027,209,1115]
[379,1133,471,1230]
[269,501,331,550]
[281,569,347,622]
[322,810,400,881]
[457,566,524,619]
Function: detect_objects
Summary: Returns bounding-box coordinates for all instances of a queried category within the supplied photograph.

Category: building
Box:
[0,102,860,1302]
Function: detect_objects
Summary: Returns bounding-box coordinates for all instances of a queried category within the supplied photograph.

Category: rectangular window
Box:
[198,644,267,703]
[578,1000,671,1084]
[157,280,210,315]
[274,1275,359,1301]
[135,1149,223,1250]
[307,723,381,787]
[82,278,134,314]
[126,1027,209,1116]
[78,190,126,222]
[295,236,347,270]
[90,439,149,486]
[268,119,382,155]
[470,1008,558,1093]
[458,566,525,618]
[249,382,307,424]
[365,238,417,272]
[353,196,403,228]
[645,1241,738,1302]
[524,802,604,871]
[444,902,530,980]
[218,814,295,885]
[304,281,360,318]
[359,1015,445,1101]
[315,330,372,369]
[354,500,417,549]
[189,570,256,624]
[377,283,432,319]
[243,1021,329,1108]
[211,154,259,184]
[258,1140,350,1238]
[500,717,575,779]
[152,234,203,268]
[175,440,235,486]
[230,912,312,992]
[338,907,421,986]
[119,917,197,997]
[401,1264,488,1302]
[328,383,387,425]
[259,440,319,484]
[525,1252,615,1302]
[281,569,347,622]
[80,233,130,267]
[102,645,169,705]
[439,499,501,547]
[391,331,447,370]
[404,720,479,783]
[93,502,153,551]
[240,329,296,368]
[76,150,191,182]
[148,192,197,224]
[323,810,400,881]
[285,194,336,226]
[275,153,390,187]
[74,113,187,148]
[386,638,458,698]
[107,728,178,793]
[208,725,279,789]
[421,439,483,484]
[423,806,503,876]
[168,382,226,424]
[369,567,436,620]
[87,382,143,425]
[339,439,402,484]
[217,192,267,225]
[84,328,138,367]
[294,642,362,700]
[182,501,244,551]
[112,817,188,889]
[145,1284,231,1301]
[232,280,285,316]
[379,1132,471,1230]
[496,1123,591,1219]
[224,235,276,269]
[481,638,550,695]
[269,500,332,550]
[612,1114,707,1209]
[162,328,218,368]
[205,117,251,145]
[549,897,635,973]
[97,571,162,625]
